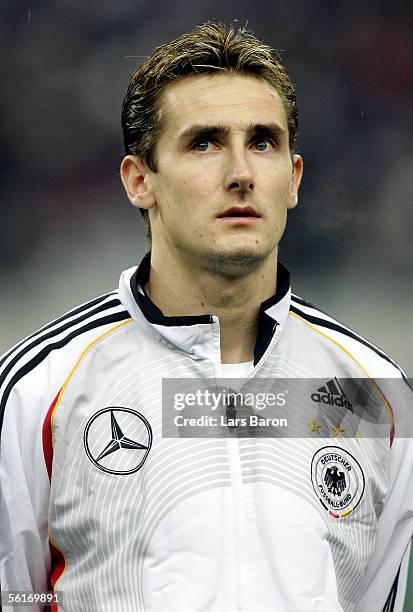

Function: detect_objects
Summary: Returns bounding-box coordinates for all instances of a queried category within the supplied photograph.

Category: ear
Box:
[120,155,156,210]
[287,154,304,210]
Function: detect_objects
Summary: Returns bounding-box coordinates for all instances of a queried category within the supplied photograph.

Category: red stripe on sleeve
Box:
[47,539,66,608]
[42,391,67,605]
[42,391,60,481]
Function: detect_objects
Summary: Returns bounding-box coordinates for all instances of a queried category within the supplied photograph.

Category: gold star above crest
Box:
[331,424,346,437]
[308,420,321,433]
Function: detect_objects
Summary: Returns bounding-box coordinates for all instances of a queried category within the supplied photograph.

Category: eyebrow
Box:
[176,122,286,144]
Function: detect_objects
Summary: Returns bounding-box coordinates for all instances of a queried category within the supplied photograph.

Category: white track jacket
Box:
[1,254,412,612]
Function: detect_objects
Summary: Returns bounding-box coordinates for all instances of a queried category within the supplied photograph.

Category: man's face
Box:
[143,73,302,275]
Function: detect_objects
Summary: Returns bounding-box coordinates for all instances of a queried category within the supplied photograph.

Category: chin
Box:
[201,244,273,279]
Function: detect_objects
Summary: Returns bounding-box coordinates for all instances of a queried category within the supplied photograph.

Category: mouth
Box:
[216,206,261,219]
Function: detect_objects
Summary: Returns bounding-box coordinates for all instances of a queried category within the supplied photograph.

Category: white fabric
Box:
[0,263,412,612]
[220,361,254,379]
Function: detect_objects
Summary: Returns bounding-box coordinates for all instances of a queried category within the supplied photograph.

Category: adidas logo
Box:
[311,378,353,413]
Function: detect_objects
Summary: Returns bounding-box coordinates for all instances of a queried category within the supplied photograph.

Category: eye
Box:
[251,137,276,151]
[191,139,212,152]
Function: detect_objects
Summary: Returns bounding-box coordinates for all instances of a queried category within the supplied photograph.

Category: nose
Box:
[224,147,254,193]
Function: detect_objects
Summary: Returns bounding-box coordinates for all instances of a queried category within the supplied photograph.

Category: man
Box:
[1,21,412,612]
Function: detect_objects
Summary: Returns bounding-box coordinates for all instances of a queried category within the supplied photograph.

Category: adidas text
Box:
[311,392,353,412]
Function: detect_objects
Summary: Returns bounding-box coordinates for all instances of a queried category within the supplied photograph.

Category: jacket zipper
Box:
[226,398,249,612]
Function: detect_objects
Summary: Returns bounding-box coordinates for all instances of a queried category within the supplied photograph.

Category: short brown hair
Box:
[121,21,298,237]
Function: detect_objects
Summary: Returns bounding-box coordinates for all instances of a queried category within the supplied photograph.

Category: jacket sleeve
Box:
[354,379,413,612]
[0,292,128,610]
[0,377,53,610]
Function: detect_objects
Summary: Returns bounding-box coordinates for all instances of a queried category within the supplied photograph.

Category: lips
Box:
[217,206,260,218]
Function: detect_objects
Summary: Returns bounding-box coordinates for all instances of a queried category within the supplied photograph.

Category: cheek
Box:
[155,175,213,226]
[174,167,210,193]
[264,169,293,201]
[174,177,215,214]
[181,170,215,198]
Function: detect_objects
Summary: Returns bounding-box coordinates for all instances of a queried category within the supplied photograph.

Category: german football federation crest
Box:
[311,446,365,518]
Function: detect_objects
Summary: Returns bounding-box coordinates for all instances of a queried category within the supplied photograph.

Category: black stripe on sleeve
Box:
[0,292,116,370]
[0,298,122,392]
[0,311,130,435]
[290,304,411,388]
[290,294,313,308]
[291,295,392,358]
[382,564,400,612]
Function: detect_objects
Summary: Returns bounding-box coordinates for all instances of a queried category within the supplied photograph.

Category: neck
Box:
[145,247,278,363]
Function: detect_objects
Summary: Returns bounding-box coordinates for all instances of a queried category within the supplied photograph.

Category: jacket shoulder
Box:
[0,290,131,433]
[289,293,409,383]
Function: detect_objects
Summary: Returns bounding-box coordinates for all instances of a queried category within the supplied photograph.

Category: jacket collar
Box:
[119,253,291,365]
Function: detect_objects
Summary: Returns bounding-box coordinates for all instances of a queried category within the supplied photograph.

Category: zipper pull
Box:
[225,395,238,429]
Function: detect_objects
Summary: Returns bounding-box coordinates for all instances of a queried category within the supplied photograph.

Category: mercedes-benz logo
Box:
[84,407,152,475]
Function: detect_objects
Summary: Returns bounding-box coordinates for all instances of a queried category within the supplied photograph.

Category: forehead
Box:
[158,73,288,136]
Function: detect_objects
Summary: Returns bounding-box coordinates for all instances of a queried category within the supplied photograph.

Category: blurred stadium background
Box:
[1,2,412,609]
